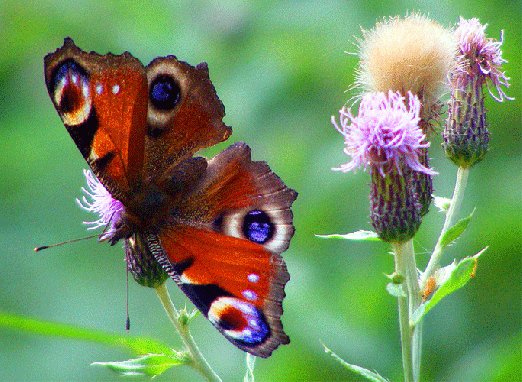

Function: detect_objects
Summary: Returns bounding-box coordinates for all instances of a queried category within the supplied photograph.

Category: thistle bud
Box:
[77,169,168,288]
[126,235,169,288]
[370,166,422,243]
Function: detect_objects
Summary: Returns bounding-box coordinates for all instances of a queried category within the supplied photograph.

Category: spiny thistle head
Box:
[78,169,168,288]
[453,17,513,102]
[355,13,457,132]
[443,17,513,168]
[332,91,437,242]
[126,236,169,288]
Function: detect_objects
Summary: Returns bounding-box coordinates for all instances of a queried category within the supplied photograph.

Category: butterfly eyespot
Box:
[242,210,274,244]
[149,74,181,110]
[208,297,270,345]
[50,59,92,126]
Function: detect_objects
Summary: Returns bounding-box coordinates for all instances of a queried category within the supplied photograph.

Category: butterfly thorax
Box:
[108,156,209,244]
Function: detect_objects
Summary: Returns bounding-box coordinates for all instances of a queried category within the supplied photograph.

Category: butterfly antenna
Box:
[34,234,100,252]
[126,261,131,331]
[35,220,113,252]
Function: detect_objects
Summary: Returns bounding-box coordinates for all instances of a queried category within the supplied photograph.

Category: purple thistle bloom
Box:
[454,17,513,102]
[76,169,124,241]
[332,91,437,177]
[443,17,513,168]
[76,170,167,287]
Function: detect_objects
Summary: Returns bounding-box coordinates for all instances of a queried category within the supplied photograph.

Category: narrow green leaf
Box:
[412,247,486,325]
[0,312,173,356]
[323,344,390,382]
[315,230,380,241]
[440,209,475,249]
[92,353,188,377]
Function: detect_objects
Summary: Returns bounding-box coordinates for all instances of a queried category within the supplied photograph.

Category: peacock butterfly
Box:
[43,38,297,358]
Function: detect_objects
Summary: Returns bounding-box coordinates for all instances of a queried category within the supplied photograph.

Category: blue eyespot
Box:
[242,210,274,244]
[149,74,180,110]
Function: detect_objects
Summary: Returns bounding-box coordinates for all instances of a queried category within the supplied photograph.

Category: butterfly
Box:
[44,38,297,358]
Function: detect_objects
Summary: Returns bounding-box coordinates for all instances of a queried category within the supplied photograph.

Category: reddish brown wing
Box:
[44,38,148,200]
[144,57,231,178]
[44,38,231,201]
[151,143,296,358]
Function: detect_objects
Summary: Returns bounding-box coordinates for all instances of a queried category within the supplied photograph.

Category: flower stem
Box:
[421,166,470,286]
[155,283,222,382]
[393,240,421,382]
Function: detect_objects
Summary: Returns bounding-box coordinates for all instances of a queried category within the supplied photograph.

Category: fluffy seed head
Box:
[355,13,457,125]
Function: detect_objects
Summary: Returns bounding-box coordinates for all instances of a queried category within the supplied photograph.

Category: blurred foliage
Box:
[0,0,520,381]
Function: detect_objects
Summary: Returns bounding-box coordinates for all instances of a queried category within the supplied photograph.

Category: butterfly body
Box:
[44,38,296,358]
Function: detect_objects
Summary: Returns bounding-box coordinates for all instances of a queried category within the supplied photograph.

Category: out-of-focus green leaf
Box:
[0,312,174,356]
[323,344,390,382]
[92,353,188,377]
[315,230,380,241]
[440,209,475,249]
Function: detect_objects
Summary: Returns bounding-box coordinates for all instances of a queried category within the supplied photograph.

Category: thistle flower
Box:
[77,169,124,241]
[77,169,167,287]
[332,91,436,177]
[443,17,513,168]
[332,91,436,242]
[453,17,513,102]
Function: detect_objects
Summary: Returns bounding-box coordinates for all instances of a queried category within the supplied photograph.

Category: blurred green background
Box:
[1,0,520,381]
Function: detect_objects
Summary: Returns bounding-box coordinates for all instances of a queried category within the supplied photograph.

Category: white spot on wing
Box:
[112,84,120,94]
[96,84,103,94]
[247,273,259,283]
[242,290,257,301]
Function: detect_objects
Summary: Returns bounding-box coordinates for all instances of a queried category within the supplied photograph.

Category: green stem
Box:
[392,240,419,382]
[421,166,470,287]
[403,240,422,382]
[155,283,222,382]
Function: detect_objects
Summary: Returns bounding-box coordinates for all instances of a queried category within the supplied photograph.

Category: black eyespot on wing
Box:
[149,74,180,110]
[242,210,274,244]
[65,110,98,159]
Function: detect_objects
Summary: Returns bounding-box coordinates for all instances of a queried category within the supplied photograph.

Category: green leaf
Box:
[92,353,188,377]
[178,307,200,327]
[315,230,380,241]
[433,196,451,213]
[323,344,390,382]
[440,209,475,249]
[412,247,486,325]
[0,312,173,356]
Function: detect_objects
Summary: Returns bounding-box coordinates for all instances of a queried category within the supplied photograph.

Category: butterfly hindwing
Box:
[149,143,296,357]
[144,56,232,179]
